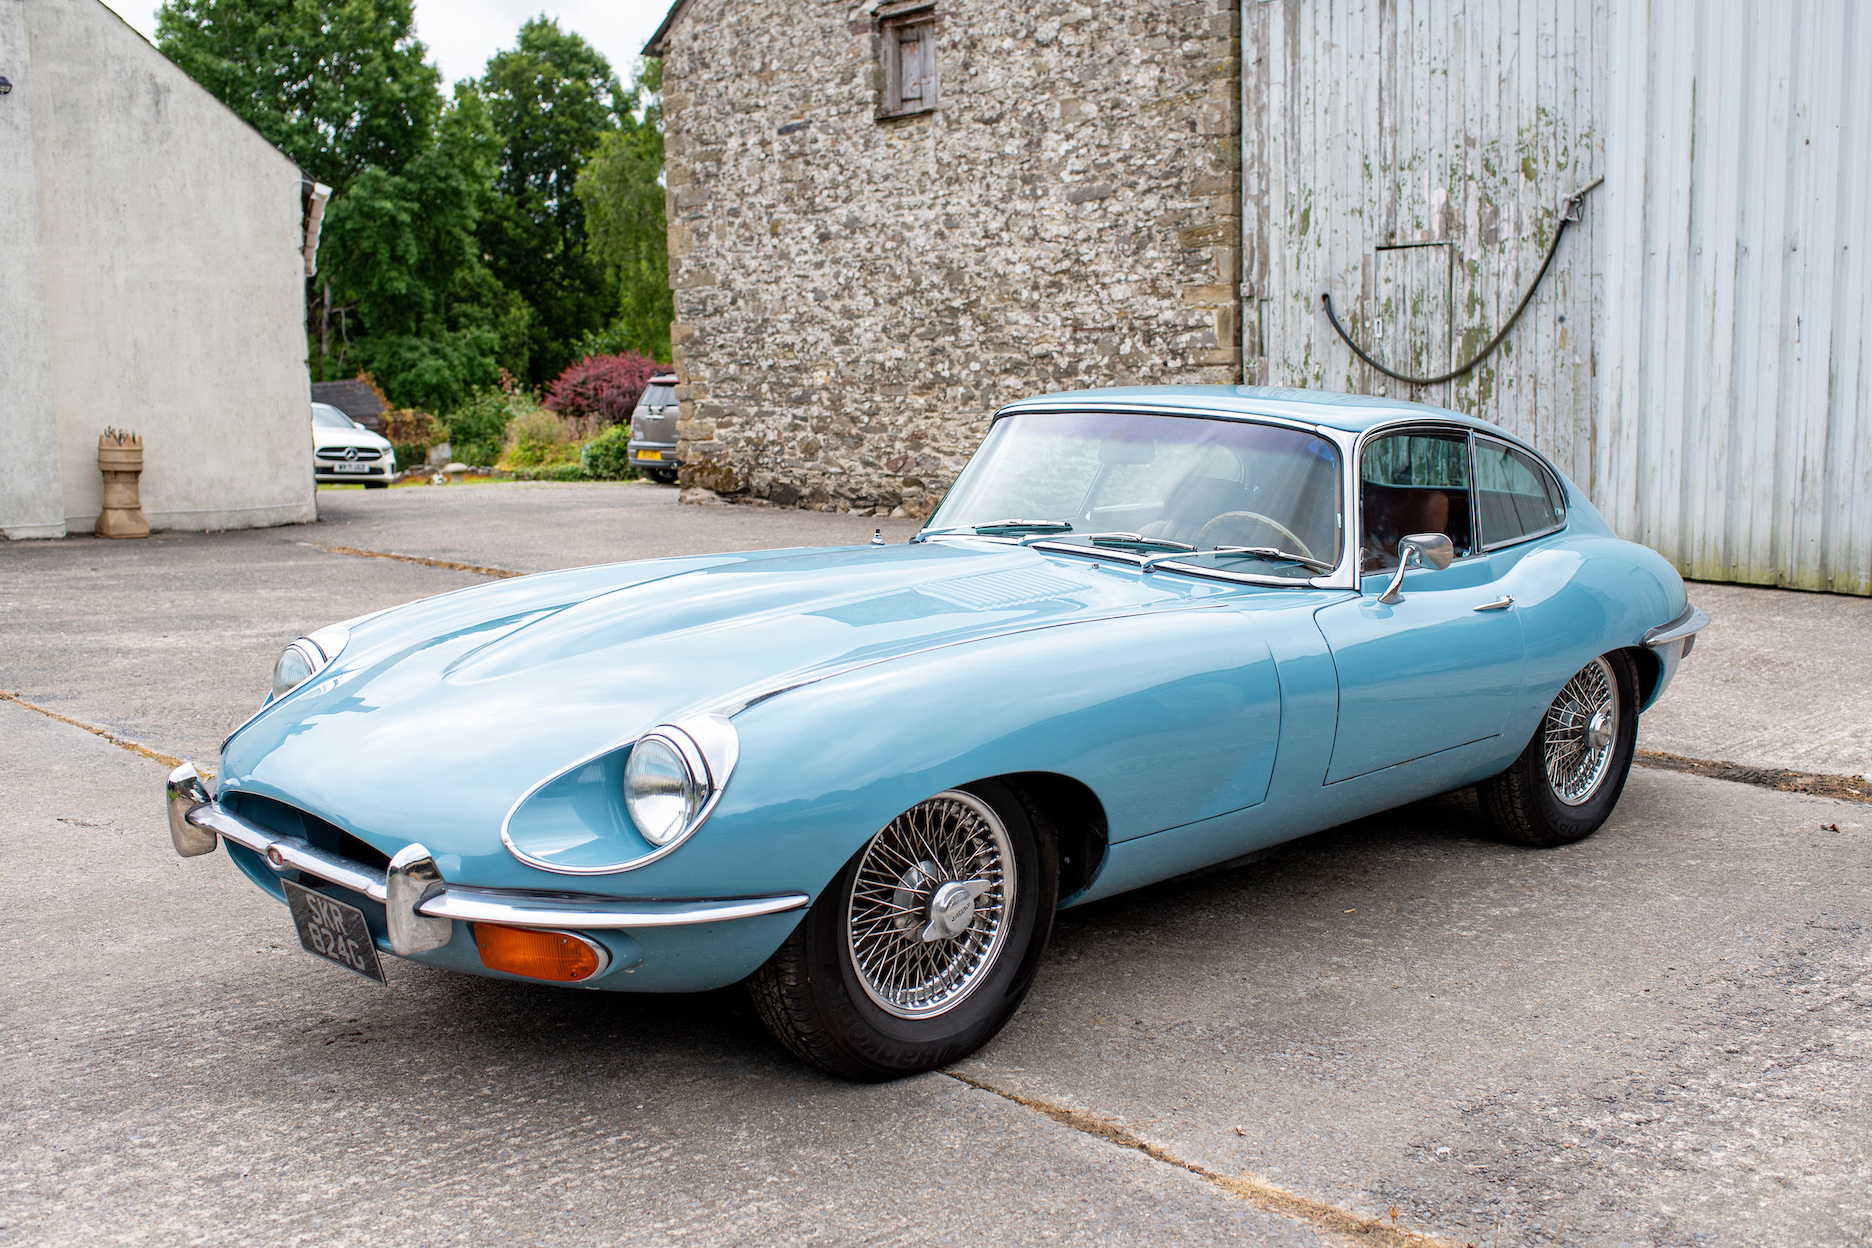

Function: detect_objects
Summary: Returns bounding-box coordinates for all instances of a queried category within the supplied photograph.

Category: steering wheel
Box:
[1193,511,1316,559]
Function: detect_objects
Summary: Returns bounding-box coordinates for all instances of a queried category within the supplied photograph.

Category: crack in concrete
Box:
[0,690,189,772]
[1634,750,1870,805]
[944,1070,1463,1247]
[308,542,525,579]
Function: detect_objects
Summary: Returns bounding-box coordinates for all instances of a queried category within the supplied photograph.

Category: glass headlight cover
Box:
[267,623,351,703]
[270,643,318,700]
[623,735,704,846]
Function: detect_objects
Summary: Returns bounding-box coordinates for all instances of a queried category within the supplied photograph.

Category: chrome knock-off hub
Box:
[923,879,989,942]
[1586,707,1614,752]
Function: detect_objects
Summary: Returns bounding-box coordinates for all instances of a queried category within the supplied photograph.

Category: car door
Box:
[1313,426,1526,784]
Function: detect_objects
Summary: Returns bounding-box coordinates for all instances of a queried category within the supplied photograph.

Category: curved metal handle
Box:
[1473,595,1514,611]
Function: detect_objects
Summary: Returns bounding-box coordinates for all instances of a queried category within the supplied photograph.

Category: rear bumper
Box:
[627,439,679,469]
[166,764,807,958]
[1639,602,1711,708]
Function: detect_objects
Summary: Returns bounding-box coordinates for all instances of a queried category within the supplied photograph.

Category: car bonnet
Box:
[217,541,1237,862]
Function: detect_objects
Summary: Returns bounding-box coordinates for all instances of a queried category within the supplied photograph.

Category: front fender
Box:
[621,606,1283,905]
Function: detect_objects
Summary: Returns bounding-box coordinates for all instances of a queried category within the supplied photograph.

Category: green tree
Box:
[477,18,622,383]
[155,0,439,185]
[314,85,530,410]
[577,58,673,361]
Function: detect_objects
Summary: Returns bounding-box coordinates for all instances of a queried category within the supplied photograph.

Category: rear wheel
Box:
[650,468,679,485]
[748,781,1057,1080]
[1478,651,1639,847]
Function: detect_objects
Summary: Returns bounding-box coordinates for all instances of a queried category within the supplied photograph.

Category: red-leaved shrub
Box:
[544,352,664,430]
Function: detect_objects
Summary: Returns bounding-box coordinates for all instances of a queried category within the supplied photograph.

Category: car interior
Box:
[1359,431,1474,572]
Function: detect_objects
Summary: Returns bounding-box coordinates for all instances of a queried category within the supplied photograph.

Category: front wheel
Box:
[747,781,1057,1080]
[1478,651,1639,847]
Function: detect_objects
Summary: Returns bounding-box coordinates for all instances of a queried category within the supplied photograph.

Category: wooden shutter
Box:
[898,25,926,108]
[880,11,937,117]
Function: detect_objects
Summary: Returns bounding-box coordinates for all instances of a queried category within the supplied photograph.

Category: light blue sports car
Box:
[167,386,1708,1079]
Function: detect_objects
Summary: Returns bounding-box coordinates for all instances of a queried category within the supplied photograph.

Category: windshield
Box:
[641,383,676,410]
[926,410,1343,573]
[312,404,356,430]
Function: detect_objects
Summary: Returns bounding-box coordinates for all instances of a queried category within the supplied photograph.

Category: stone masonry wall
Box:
[659,0,1242,515]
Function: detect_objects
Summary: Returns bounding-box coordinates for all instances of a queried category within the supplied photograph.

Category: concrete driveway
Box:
[3,483,1867,1247]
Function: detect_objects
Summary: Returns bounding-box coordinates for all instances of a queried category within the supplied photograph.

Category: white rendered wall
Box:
[12,0,314,537]
[0,0,66,538]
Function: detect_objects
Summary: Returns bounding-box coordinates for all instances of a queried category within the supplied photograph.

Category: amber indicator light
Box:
[471,923,602,982]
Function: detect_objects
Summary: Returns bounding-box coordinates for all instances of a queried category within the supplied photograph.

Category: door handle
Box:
[1473,595,1514,611]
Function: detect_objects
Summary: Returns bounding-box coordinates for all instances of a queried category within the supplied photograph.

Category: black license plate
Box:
[284,880,386,983]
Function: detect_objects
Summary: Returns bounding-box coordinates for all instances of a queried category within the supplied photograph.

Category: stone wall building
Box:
[651,0,1870,594]
[648,0,1243,516]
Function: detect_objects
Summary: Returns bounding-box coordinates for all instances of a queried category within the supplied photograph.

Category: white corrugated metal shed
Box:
[1243,0,1870,595]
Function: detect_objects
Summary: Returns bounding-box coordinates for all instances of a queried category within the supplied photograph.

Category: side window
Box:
[1359,430,1472,572]
[1475,438,1566,547]
[877,6,938,119]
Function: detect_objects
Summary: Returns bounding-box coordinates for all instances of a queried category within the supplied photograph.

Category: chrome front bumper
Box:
[165,763,807,957]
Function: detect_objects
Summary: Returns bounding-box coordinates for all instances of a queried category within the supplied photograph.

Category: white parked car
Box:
[312,403,396,488]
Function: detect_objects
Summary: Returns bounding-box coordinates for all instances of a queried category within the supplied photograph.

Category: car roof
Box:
[996,385,1505,437]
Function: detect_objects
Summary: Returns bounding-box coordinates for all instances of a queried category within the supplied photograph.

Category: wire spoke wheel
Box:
[844,790,1016,1019]
[1542,656,1619,806]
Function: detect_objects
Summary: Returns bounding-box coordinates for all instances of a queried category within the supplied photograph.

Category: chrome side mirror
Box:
[1376,532,1455,604]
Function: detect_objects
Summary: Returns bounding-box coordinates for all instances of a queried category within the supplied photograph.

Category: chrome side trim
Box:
[420,888,809,929]
[1643,603,1711,649]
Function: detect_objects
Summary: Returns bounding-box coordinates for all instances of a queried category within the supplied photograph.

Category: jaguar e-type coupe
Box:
[167,386,1708,1079]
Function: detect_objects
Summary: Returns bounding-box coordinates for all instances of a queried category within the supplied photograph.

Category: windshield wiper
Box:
[972,519,1073,535]
[1146,544,1335,574]
[1079,533,1196,553]
[913,519,1073,542]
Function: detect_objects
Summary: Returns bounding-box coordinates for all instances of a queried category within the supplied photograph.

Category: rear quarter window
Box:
[1475,437,1566,546]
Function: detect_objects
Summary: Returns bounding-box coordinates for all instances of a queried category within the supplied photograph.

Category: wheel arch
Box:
[994,771,1109,904]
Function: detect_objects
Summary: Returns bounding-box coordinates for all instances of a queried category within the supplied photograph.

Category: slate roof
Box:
[311,380,387,432]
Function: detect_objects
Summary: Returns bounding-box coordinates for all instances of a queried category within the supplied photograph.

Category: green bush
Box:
[503,408,573,468]
[581,424,637,480]
[510,462,590,482]
[443,387,526,466]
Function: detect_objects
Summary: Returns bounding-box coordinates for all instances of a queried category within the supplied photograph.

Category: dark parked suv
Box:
[628,374,681,483]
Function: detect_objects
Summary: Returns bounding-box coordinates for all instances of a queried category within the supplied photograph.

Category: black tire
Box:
[364,481,389,490]
[1478,649,1640,847]
[747,779,1057,1080]
[651,468,679,485]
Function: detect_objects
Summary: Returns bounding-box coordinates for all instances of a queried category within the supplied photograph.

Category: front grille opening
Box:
[223,792,392,872]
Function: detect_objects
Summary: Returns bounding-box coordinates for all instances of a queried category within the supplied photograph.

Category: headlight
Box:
[267,623,351,703]
[618,715,739,852]
[623,735,703,846]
